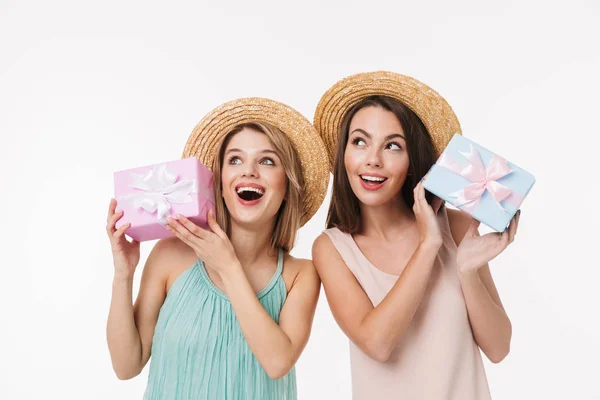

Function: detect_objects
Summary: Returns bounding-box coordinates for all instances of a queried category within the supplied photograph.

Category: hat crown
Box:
[313,71,462,170]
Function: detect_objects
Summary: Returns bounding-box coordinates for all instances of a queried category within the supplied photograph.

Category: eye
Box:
[228,156,242,165]
[386,141,402,150]
[260,157,275,166]
[352,137,366,147]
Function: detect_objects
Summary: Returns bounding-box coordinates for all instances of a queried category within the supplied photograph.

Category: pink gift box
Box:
[114,158,215,242]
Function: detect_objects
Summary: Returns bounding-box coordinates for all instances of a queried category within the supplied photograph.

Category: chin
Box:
[355,193,395,207]
[224,202,279,229]
[230,213,278,231]
[350,182,400,208]
[231,210,266,225]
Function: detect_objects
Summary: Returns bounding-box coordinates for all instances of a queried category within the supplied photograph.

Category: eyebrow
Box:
[225,148,280,156]
[350,128,405,141]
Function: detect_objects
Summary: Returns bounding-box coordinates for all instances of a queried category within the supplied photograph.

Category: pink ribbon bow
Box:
[437,144,522,215]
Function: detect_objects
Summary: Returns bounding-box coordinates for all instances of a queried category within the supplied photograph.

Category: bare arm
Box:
[311,181,444,362]
[312,234,439,362]
[222,259,320,379]
[448,208,514,363]
[106,238,175,379]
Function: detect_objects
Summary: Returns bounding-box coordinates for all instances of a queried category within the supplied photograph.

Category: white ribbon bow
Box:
[119,164,198,225]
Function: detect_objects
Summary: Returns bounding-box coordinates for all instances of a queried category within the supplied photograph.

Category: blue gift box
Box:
[423,134,535,232]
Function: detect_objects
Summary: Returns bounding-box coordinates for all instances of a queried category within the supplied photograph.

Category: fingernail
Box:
[517,209,521,216]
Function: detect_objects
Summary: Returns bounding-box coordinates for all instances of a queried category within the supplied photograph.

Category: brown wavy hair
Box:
[326,95,438,234]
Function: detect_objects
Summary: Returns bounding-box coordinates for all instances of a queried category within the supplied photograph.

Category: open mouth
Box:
[236,186,265,202]
[360,175,388,184]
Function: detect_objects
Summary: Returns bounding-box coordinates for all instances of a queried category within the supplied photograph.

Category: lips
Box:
[359,174,388,191]
[235,183,265,204]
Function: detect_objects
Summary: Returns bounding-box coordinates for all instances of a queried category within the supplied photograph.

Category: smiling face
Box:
[212,122,304,250]
[326,95,439,234]
[220,127,287,228]
[344,106,410,207]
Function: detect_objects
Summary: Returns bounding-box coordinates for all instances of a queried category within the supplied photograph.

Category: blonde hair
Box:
[212,122,304,252]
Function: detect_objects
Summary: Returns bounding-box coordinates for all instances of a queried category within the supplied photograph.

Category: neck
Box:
[229,219,276,268]
[358,195,415,240]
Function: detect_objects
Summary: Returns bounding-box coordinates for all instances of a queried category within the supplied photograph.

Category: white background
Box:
[1,0,599,399]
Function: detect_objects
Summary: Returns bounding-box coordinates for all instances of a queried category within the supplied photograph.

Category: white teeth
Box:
[236,187,264,195]
[361,175,386,182]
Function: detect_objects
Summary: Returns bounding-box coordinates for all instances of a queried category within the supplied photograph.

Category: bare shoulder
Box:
[148,237,193,266]
[146,237,197,290]
[446,208,474,245]
[282,253,319,292]
[312,232,336,260]
[311,232,344,273]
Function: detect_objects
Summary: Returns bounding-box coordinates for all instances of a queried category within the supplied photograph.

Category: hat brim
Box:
[183,98,329,226]
[313,71,462,169]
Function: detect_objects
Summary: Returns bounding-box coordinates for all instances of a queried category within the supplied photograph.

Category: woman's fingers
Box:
[106,210,125,235]
[413,181,435,215]
[166,221,204,257]
[175,215,210,240]
[499,228,510,246]
[166,221,194,247]
[167,217,206,251]
[166,218,189,238]
[417,181,426,202]
[113,222,130,240]
[106,198,117,232]
[108,198,117,219]
[206,209,226,239]
[507,210,520,244]
[413,182,421,213]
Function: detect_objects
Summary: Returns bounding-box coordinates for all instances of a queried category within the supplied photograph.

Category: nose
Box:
[241,162,259,178]
[365,147,382,168]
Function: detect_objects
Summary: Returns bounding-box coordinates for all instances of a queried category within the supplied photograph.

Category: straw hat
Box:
[183,97,329,226]
[313,71,462,169]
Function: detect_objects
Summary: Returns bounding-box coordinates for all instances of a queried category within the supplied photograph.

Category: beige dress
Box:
[324,208,491,400]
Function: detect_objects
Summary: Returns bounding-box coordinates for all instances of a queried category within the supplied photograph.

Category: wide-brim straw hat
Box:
[313,71,462,169]
[183,97,329,226]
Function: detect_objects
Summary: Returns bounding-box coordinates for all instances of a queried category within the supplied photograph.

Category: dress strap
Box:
[256,248,284,299]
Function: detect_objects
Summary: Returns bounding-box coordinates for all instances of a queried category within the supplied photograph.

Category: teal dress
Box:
[143,248,297,400]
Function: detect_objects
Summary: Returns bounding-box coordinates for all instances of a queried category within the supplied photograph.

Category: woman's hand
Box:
[165,209,240,277]
[106,198,141,280]
[457,210,521,274]
[413,180,444,249]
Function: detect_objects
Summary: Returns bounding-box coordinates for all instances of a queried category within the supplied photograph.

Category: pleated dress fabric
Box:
[143,248,296,400]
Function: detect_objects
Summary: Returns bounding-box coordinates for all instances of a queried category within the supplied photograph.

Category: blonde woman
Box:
[106,98,329,399]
